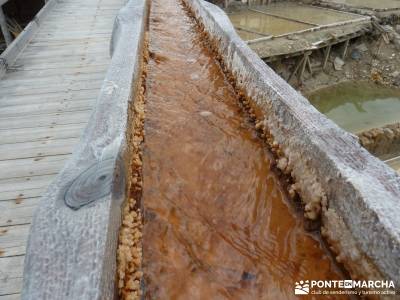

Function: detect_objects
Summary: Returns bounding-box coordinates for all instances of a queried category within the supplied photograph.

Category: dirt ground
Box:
[269,30,400,95]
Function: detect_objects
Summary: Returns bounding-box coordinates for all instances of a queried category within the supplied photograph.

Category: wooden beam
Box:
[299,52,309,83]
[306,55,313,75]
[375,35,384,58]
[0,6,12,46]
[323,45,331,70]
[342,39,350,60]
[288,55,305,82]
[235,26,270,37]
[247,16,370,45]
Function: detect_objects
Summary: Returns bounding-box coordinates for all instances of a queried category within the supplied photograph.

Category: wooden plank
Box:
[34,32,111,40]
[4,66,107,80]
[38,21,114,28]
[15,54,109,67]
[9,61,109,72]
[0,293,21,300]
[25,40,107,49]
[0,123,85,144]
[247,17,370,45]
[0,77,103,94]
[0,72,105,89]
[0,188,44,202]
[28,36,109,45]
[38,26,113,33]
[0,138,78,160]
[0,155,69,180]
[21,47,108,58]
[0,0,123,297]
[40,22,113,29]
[0,198,41,226]
[0,224,30,256]
[0,256,24,296]
[0,100,94,118]
[28,40,109,50]
[0,111,90,130]
[0,89,99,107]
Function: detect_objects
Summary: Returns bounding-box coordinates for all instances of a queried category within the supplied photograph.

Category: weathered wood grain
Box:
[0,0,125,297]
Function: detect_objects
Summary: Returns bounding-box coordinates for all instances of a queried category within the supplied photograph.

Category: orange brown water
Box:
[141,0,346,298]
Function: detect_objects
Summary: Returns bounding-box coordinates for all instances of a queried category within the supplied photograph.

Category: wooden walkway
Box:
[0,0,125,298]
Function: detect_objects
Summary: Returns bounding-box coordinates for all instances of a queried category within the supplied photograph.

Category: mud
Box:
[272,34,400,94]
[358,122,400,159]
[137,0,347,299]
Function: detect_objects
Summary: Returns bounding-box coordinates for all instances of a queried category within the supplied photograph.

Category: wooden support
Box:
[288,55,305,82]
[375,35,384,58]
[0,5,12,46]
[247,16,370,46]
[299,53,309,83]
[224,0,228,8]
[306,56,313,75]
[323,45,331,70]
[342,39,350,60]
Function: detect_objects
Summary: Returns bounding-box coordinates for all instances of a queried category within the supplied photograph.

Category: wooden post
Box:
[375,36,382,57]
[307,56,313,76]
[298,53,308,83]
[323,45,331,71]
[288,55,305,82]
[0,5,12,46]
[342,39,350,60]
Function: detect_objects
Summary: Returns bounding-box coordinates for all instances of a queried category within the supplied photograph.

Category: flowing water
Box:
[308,81,400,134]
[141,0,346,298]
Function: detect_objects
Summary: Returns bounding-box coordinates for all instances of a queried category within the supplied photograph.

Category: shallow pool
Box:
[384,154,400,173]
[307,81,400,134]
[228,10,312,39]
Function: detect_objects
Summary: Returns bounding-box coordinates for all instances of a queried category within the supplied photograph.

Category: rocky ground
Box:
[269,24,400,95]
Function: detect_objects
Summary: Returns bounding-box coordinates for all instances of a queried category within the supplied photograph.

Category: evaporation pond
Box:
[253,3,358,26]
[385,155,400,173]
[228,10,312,38]
[307,81,400,133]
[326,0,400,10]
